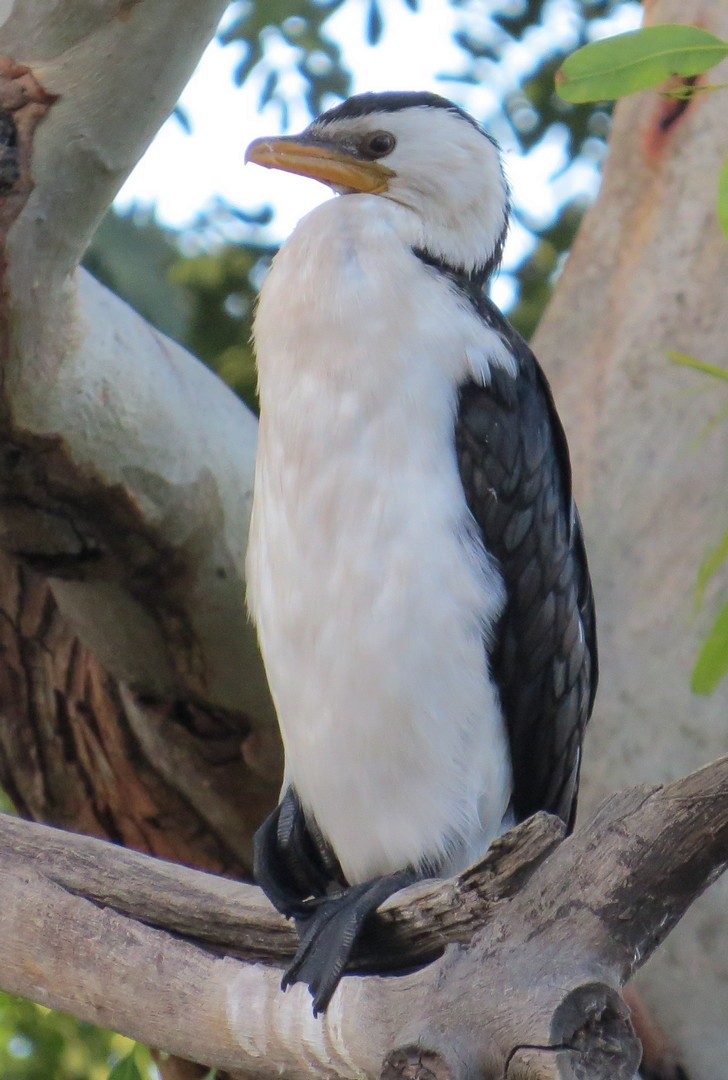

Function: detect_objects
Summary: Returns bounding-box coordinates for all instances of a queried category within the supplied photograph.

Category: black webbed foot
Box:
[254,789,417,1013]
[254,787,342,918]
[284,869,417,1015]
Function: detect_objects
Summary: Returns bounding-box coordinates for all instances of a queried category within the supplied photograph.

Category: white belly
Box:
[247,195,513,884]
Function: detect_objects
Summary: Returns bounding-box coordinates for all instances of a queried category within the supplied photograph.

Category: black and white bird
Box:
[245,91,597,1014]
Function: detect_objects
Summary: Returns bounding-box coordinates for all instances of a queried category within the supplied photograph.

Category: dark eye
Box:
[360,131,396,159]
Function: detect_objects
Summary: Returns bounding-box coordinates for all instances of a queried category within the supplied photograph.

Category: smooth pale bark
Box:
[533,3,728,1074]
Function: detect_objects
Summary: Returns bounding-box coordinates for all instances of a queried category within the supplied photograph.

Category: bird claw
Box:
[254,788,344,918]
[282,871,416,1014]
[255,790,416,1013]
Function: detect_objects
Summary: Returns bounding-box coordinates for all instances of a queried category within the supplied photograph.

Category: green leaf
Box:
[555,24,728,104]
[108,1054,144,1080]
[692,601,728,695]
[668,351,728,384]
[719,157,728,240]
[696,530,728,608]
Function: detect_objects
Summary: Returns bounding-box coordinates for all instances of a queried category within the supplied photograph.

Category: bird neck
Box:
[412,246,494,298]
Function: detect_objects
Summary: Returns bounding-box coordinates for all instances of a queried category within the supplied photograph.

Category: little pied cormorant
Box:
[245,90,597,1015]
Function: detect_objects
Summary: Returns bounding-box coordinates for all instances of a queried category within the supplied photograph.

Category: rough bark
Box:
[0,548,277,872]
[0,809,564,967]
[533,3,728,1074]
[1,757,726,1079]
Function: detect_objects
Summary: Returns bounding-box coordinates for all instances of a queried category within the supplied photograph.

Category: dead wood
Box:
[0,756,725,1080]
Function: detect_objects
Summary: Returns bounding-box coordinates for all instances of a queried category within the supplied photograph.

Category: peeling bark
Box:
[0,0,283,875]
[0,0,273,720]
[0,6,280,1075]
[0,547,276,871]
[0,56,57,235]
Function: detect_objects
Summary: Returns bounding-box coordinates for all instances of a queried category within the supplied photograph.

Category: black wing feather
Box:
[454,302,597,831]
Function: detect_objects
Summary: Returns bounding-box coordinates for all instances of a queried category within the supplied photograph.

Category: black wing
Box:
[455,303,597,831]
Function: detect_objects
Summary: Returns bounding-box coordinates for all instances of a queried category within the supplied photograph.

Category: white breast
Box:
[247,194,513,885]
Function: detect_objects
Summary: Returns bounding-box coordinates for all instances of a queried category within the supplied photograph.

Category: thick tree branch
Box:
[0,0,274,725]
[0,808,564,967]
[0,0,281,890]
[1,758,726,1080]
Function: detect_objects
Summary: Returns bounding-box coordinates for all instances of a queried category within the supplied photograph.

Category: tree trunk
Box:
[534,3,728,1074]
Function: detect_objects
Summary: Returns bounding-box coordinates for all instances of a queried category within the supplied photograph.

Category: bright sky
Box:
[115,0,641,306]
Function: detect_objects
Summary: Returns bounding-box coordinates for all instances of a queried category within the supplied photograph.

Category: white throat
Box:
[311,104,509,275]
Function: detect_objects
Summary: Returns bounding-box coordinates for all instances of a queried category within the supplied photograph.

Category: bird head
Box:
[245,91,510,281]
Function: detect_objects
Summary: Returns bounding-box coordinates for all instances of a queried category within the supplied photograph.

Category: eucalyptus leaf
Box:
[108,1054,144,1080]
[696,530,728,608]
[692,602,728,695]
[668,351,728,384]
[555,24,728,104]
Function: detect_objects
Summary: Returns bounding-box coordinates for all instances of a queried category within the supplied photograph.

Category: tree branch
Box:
[1,757,726,1079]
[0,808,564,967]
[0,0,281,892]
[0,0,274,725]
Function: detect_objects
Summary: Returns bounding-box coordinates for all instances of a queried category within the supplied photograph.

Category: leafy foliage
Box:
[444,0,622,155]
[222,0,439,120]
[670,353,728,385]
[431,0,631,331]
[168,225,273,409]
[222,0,351,121]
[668,357,728,695]
[84,211,191,346]
[0,998,157,1080]
[697,531,728,609]
[108,1052,149,1080]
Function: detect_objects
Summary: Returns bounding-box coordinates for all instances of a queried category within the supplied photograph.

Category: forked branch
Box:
[0,756,726,1080]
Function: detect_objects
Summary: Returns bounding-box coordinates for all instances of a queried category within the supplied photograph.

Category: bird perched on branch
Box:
[245,90,597,1015]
